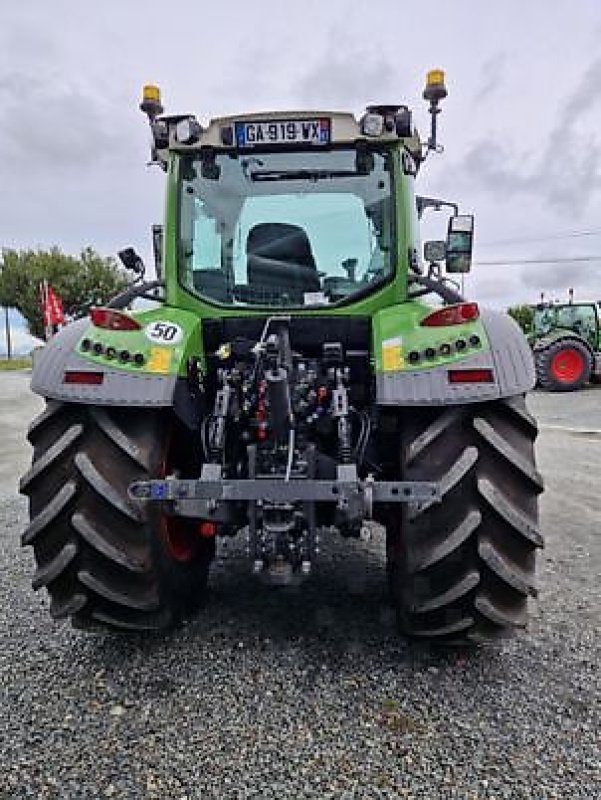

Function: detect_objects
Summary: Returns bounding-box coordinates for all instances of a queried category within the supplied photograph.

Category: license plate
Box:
[235,118,331,147]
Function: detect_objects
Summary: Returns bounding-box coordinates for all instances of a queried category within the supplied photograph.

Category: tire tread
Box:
[391,395,542,644]
[20,402,212,632]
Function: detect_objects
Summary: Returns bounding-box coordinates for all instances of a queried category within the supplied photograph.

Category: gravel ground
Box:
[1,374,600,799]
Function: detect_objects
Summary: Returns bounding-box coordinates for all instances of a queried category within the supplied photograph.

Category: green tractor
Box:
[19,72,543,644]
[530,298,601,391]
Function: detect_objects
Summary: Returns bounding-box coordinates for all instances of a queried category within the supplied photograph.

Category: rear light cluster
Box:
[420,303,480,328]
[90,308,141,331]
[80,338,146,366]
[408,334,481,366]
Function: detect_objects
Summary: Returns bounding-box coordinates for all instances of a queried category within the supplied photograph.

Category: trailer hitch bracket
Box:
[129,464,440,520]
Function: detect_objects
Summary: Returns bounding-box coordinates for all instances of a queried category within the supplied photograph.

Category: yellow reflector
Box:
[426,69,445,87]
[382,337,404,372]
[142,84,161,104]
[147,347,171,374]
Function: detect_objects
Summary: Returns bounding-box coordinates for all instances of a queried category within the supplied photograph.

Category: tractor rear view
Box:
[531,300,601,391]
[19,72,544,645]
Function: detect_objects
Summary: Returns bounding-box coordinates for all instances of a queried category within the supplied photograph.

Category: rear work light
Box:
[448,368,494,384]
[63,371,104,385]
[420,303,480,327]
[90,308,141,331]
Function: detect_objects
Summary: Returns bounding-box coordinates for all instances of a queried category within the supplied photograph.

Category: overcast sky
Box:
[2,0,601,352]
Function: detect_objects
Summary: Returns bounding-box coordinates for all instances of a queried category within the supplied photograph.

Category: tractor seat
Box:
[246,222,320,304]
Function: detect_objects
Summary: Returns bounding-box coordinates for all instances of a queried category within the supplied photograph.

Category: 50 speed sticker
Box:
[144,321,184,345]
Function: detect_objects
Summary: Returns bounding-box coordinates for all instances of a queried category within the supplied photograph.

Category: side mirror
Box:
[118,247,145,279]
[445,214,474,273]
[152,224,163,280]
[423,240,446,263]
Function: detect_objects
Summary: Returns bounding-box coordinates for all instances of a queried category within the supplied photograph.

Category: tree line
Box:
[0,248,128,339]
[507,304,534,333]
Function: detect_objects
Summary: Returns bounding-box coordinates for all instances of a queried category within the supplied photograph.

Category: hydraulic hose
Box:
[107,280,164,309]
[285,428,295,482]
[410,275,464,304]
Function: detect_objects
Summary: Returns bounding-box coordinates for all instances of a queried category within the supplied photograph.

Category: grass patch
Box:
[0,357,32,371]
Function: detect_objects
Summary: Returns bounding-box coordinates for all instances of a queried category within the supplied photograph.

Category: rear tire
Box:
[386,396,544,644]
[534,337,592,391]
[20,401,214,632]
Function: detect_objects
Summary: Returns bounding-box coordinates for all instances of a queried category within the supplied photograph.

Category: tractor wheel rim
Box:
[159,431,199,563]
[550,348,585,383]
[160,516,198,563]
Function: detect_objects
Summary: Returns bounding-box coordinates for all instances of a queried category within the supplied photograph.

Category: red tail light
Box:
[420,303,480,327]
[198,521,217,538]
[448,368,494,384]
[90,308,141,331]
[63,371,104,385]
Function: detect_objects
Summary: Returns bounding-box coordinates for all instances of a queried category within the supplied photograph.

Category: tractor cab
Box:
[139,74,474,316]
[532,302,600,350]
[178,142,395,309]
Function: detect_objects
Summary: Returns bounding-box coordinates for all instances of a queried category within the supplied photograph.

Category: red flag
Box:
[41,282,65,332]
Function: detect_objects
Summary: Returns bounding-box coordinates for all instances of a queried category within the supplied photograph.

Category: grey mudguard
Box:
[376,309,536,406]
[31,318,177,407]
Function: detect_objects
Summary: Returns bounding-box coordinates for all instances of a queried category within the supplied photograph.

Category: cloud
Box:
[518,258,601,293]
[213,33,402,124]
[465,270,524,309]
[460,57,601,215]
[0,72,134,173]
[0,15,131,172]
[562,57,601,119]
[296,37,397,110]
[473,53,508,104]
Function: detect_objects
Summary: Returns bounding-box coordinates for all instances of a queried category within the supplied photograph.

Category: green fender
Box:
[372,302,535,405]
[30,306,203,427]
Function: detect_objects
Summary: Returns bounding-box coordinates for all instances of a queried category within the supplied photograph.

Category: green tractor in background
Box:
[19,72,543,645]
[530,295,601,391]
